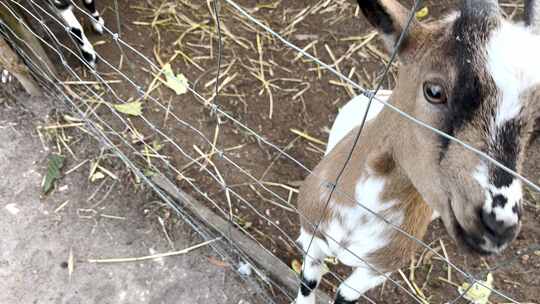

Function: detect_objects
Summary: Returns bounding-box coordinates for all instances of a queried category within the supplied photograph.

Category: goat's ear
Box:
[356,0,422,59]
[525,0,540,34]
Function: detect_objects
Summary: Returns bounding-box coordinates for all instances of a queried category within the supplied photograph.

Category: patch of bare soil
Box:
[0,88,260,304]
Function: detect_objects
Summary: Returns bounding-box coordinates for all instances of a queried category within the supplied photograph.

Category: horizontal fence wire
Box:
[1,0,538,303]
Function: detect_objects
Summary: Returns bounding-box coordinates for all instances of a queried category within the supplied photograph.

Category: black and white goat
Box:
[48,0,103,68]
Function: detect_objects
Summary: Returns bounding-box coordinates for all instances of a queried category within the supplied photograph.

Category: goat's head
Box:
[358,0,540,254]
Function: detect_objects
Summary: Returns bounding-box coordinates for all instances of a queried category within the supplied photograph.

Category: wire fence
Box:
[1,0,539,303]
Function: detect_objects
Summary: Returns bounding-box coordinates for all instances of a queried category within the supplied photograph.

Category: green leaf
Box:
[42,154,65,194]
[112,101,142,116]
[162,63,188,95]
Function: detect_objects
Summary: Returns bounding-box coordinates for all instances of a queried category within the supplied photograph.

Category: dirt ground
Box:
[0,93,259,304]
[3,0,540,303]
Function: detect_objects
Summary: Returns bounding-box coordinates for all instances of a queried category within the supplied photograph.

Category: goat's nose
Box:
[480,210,517,245]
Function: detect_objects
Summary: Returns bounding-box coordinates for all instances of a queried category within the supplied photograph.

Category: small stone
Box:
[521,255,530,263]
[237,262,252,276]
[534,250,540,257]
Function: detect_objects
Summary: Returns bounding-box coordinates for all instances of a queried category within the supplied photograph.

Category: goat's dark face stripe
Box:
[439,12,497,161]
[488,118,522,188]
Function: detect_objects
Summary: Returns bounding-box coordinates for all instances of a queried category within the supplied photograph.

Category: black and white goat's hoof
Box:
[1,69,12,83]
[91,16,105,35]
[80,49,97,70]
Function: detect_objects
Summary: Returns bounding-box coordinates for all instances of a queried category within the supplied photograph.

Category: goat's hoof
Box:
[1,69,12,84]
[334,293,357,304]
[91,17,105,35]
[81,51,98,70]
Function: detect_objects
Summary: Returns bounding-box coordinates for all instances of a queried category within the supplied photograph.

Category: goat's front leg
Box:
[296,231,328,304]
[81,0,104,34]
[51,1,97,68]
[334,267,386,304]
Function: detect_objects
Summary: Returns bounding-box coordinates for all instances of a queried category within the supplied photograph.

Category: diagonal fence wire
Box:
[1,0,538,303]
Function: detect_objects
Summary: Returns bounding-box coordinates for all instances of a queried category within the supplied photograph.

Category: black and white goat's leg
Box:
[50,1,97,68]
[295,231,328,304]
[2,69,12,84]
[333,267,386,304]
[81,0,104,34]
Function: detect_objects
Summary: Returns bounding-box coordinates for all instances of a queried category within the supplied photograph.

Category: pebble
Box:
[237,262,252,276]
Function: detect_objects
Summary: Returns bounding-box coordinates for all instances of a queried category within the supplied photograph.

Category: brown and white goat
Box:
[295,0,540,303]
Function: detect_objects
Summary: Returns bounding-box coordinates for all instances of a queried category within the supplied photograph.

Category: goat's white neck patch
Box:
[325,91,390,154]
[487,21,540,126]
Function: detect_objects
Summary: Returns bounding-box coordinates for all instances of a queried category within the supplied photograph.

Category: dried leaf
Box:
[63,114,83,122]
[416,6,429,20]
[208,256,229,268]
[112,101,142,116]
[143,169,156,177]
[162,63,188,95]
[458,273,493,304]
[90,171,105,182]
[324,256,338,265]
[291,259,302,274]
[321,262,330,276]
[152,139,164,152]
[256,1,280,9]
[42,154,65,194]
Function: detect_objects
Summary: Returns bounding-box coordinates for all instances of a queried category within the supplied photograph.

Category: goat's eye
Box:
[423,81,447,104]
